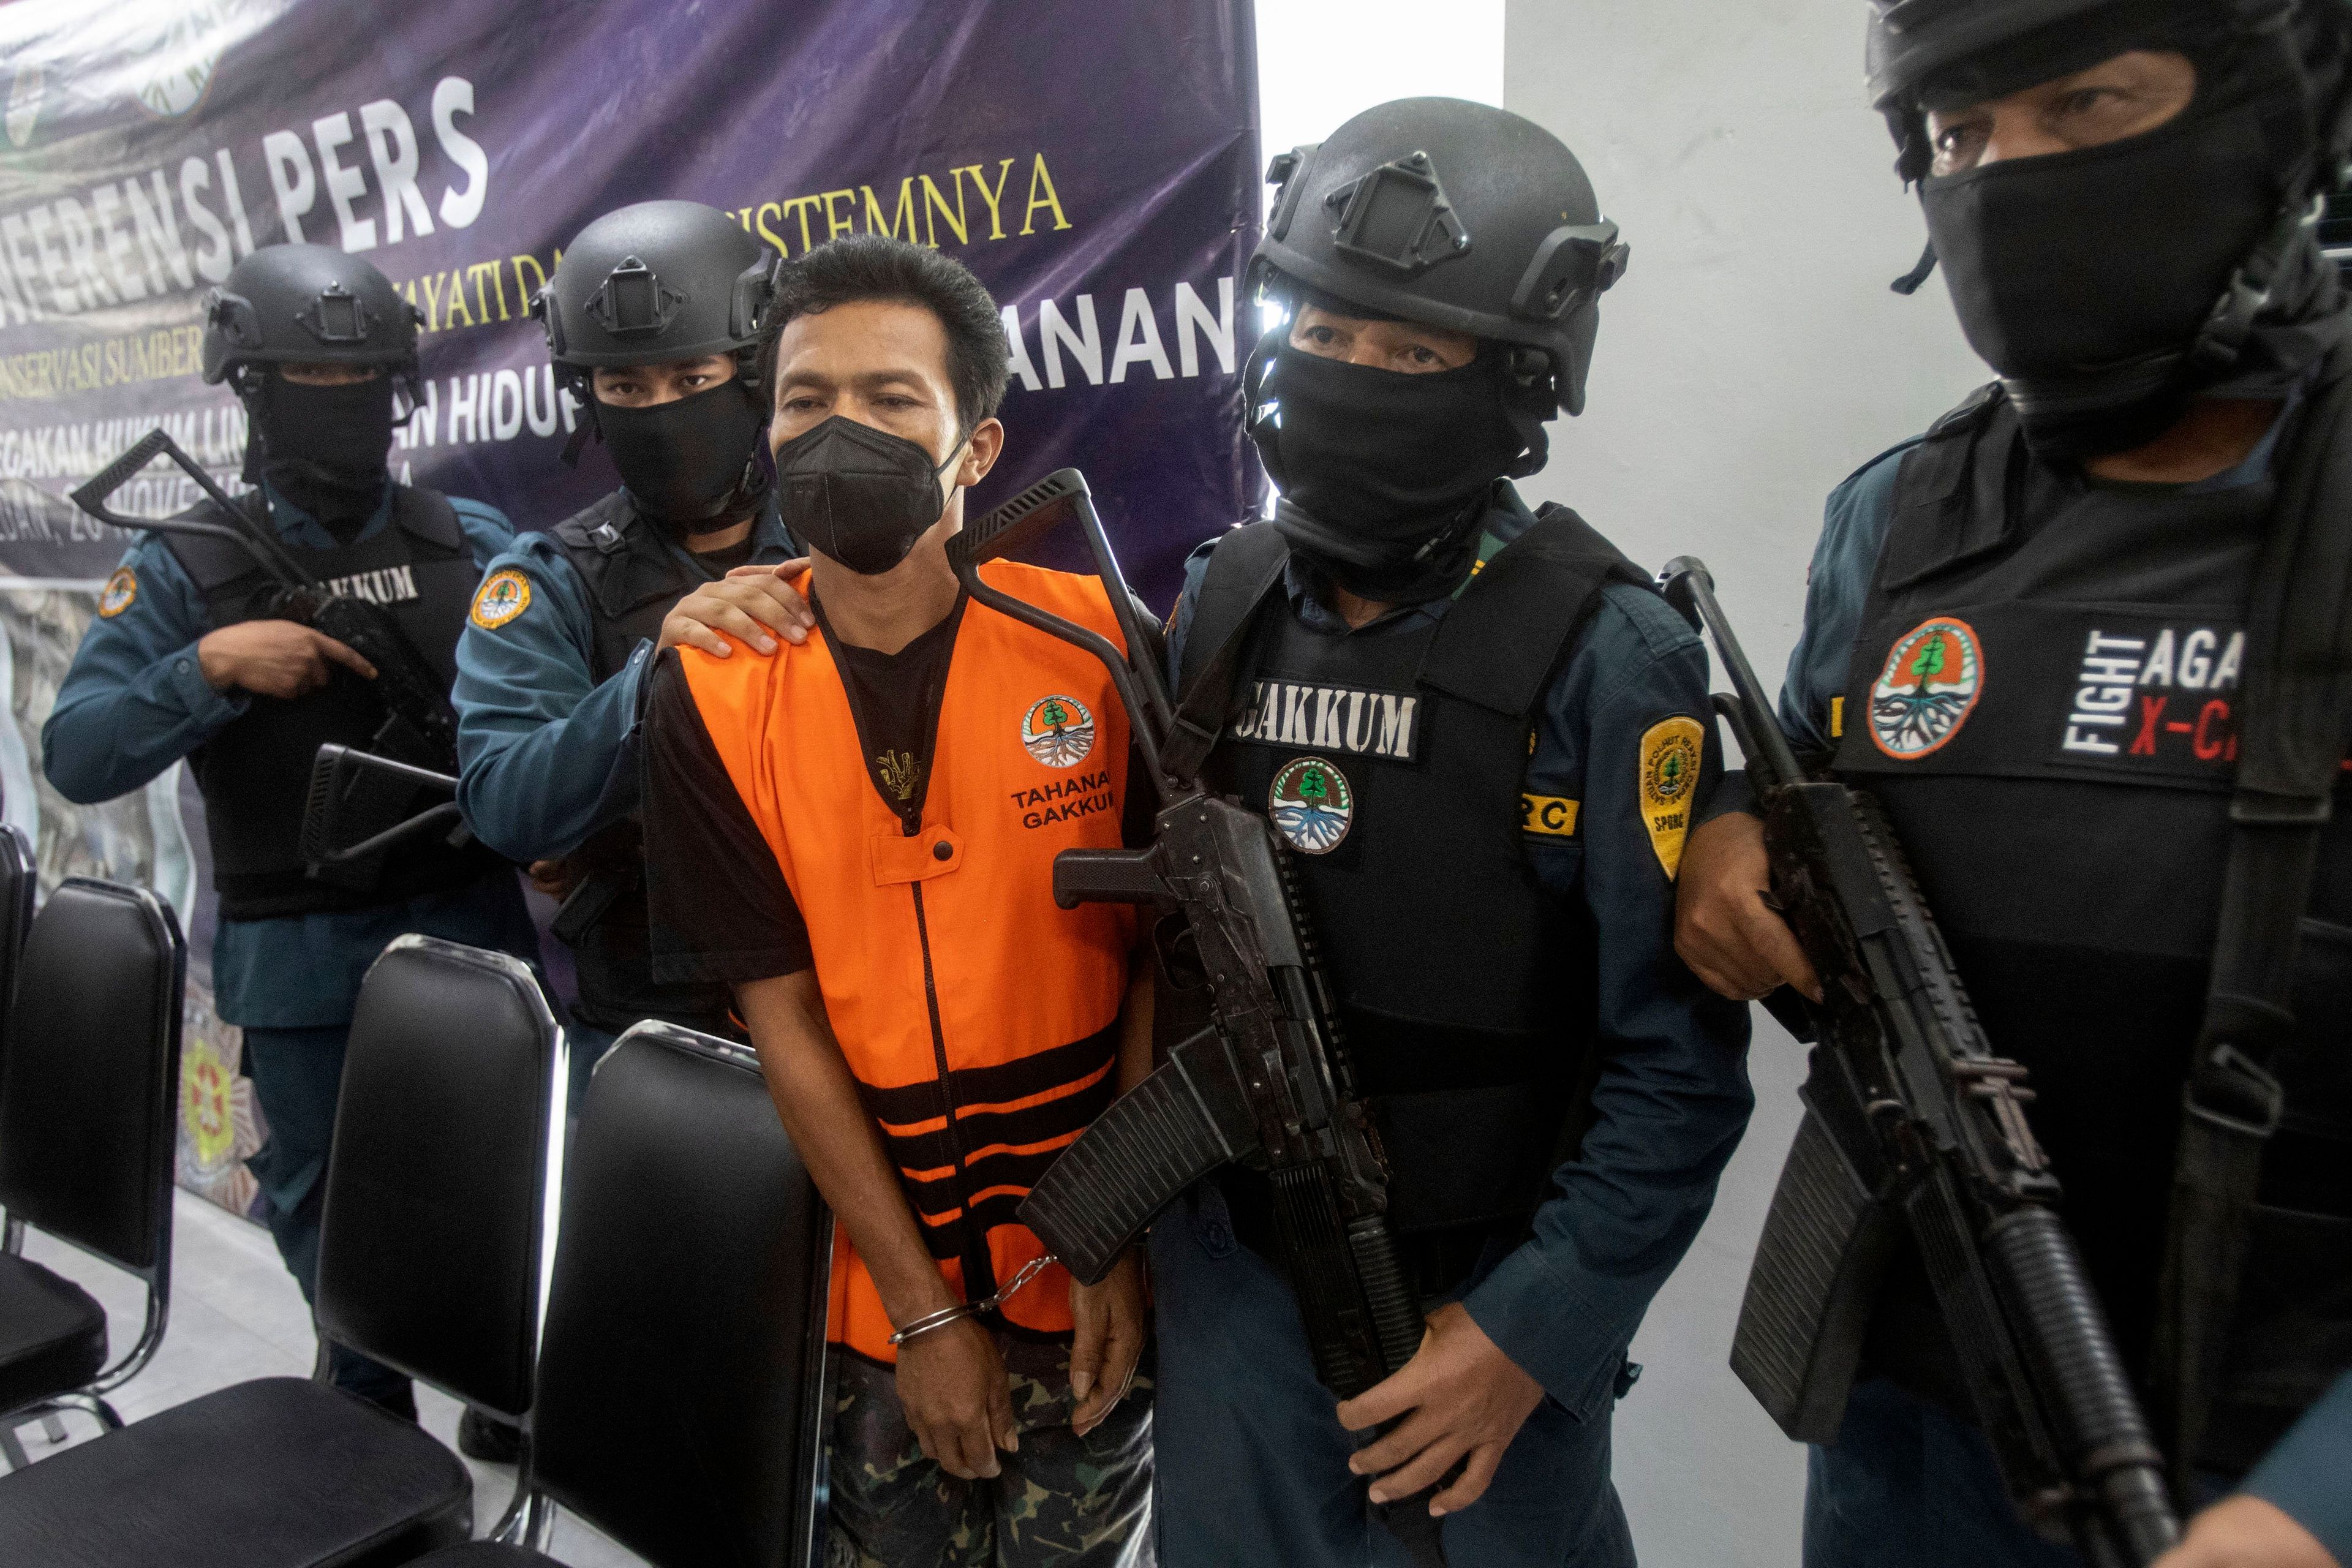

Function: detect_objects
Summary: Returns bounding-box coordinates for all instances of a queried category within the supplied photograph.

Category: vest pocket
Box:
[2205,1200,2352,1474]
[2201,919,2352,1472]
[2280,917,2352,1142]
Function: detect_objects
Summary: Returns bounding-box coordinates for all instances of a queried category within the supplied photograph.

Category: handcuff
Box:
[886,1253,1061,1348]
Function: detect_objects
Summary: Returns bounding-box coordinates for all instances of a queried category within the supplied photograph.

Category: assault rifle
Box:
[71,429,461,774]
[948,470,1445,1564]
[1658,557,2180,1567]
[301,744,473,892]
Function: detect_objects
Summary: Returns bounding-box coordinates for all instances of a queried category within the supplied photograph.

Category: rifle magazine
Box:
[1017,1030,1254,1286]
[1732,1105,1898,1444]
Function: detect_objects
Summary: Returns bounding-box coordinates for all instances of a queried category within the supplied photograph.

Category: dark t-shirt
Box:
[822,592,966,834]
[641,597,1155,989]
[688,533,760,575]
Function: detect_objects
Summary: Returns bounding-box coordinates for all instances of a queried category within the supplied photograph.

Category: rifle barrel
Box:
[1660,556,1804,790]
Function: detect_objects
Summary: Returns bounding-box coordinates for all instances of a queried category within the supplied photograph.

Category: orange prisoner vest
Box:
[678,562,1136,1362]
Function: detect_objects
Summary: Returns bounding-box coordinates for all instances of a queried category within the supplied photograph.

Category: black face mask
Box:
[1921,92,2284,459]
[1249,337,1525,603]
[773,415,962,576]
[598,380,767,527]
[251,373,396,536]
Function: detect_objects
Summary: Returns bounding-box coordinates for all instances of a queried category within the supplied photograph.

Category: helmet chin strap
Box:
[561,380,600,467]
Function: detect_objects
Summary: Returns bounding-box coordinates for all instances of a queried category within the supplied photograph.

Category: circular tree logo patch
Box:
[1021,695,1095,767]
[470,569,532,631]
[1268,756,1354,854]
[97,567,139,619]
[1870,616,1985,760]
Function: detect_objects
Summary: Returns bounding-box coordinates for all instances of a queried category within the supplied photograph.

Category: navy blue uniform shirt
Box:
[451,503,796,864]
[42,482,523,1029]
[1166,488,1755,1407]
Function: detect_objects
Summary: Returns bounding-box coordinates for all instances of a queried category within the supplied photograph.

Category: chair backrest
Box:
[0,876,185,1278]
[529,1022,832,1568]
[315,935,565,1421]
[0,826,37,1079]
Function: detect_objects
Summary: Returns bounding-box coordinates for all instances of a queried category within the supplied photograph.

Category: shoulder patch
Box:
[97,566,138,619]
[1520,793,1580,838]
[1638,715,1704,880]
[470,568,533,631]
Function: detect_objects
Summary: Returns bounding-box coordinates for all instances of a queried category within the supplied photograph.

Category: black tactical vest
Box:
[168,486,500,921]
[543,491,771,1036]
[1178,504,1645,1281]
[1834,390,2352,1471]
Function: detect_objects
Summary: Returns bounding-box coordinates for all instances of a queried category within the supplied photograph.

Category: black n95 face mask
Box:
[1920,92,2283,459]
[773,415,964,576]
[1250,338,1525,603]
[598,380,767,526]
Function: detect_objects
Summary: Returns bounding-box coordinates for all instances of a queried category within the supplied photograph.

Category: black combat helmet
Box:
[200,243,421,387]
[535,200,778,381]
[1253,97,1630,417]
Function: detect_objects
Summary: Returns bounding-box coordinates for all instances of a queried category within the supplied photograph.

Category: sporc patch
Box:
[470,568,533,631]
[1638,716,1703,880]
[1268,755,1354,855]
[97,566,138,618]
[1020,695,1096,768]
[1869,616,1983,760]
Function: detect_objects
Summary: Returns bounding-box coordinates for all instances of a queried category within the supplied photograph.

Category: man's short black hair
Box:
[756,234,1011,431]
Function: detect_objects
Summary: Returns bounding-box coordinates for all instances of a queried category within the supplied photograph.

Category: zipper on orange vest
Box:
[909,881,995,1302]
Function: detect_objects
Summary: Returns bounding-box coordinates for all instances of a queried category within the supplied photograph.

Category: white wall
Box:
[1256,0,1506,175]
[1506,0,1987,690]
[1499,7,1992,1565]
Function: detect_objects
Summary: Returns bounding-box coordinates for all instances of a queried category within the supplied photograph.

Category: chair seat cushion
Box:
[402,1545,557,1564]
[0,1253,106,1414]
[0,1375,471,1567]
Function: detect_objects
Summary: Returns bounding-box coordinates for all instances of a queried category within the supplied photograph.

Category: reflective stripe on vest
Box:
[679,561,1136,1362]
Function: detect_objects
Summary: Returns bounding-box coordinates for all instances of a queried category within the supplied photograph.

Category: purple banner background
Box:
[0,0,1259,1212]
[0,0,1261,596]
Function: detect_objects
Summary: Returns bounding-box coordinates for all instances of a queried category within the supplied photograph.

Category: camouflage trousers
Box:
[824,1332,1155,1568]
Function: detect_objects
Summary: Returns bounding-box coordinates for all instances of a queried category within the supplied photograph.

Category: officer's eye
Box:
[1928,116,1990,172]
[2052,86,2122,121]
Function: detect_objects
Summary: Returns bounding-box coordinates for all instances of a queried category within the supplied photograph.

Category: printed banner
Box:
[0,0,1261,1215]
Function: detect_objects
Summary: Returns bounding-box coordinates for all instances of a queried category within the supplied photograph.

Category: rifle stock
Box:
[1659,557,2180,1566]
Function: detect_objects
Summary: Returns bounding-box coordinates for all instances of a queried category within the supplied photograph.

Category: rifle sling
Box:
[2157,333,2352,1476]
[1164,527,1289,781]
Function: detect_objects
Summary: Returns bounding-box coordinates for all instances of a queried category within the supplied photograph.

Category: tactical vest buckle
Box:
[2183,1043,2285,1140]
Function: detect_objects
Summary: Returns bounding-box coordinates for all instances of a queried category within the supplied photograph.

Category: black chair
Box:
[407,1020,834,1568]
[0,867,183,1469]
[0,935,568,1567]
